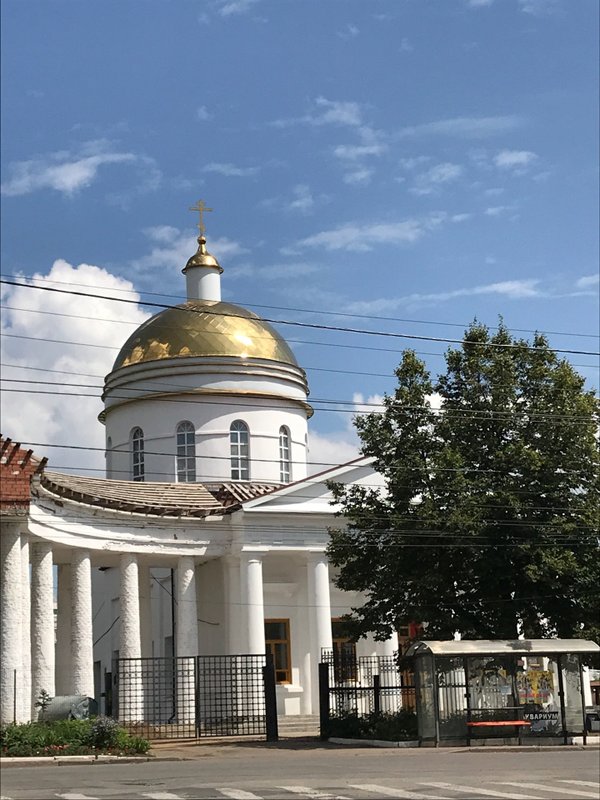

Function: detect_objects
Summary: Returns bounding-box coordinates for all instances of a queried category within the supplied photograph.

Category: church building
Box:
[0,207,395,726]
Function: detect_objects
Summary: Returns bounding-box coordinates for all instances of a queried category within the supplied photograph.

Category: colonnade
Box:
[1,520,337,724]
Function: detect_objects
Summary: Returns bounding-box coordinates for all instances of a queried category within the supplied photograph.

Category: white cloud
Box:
[347,278,543,313]
[484,204,515,216]
[467,0,494,6]
[398,156,431,170]
[333,143,387,161]
[343,168,374,185]
[272,96,364,129]
[288,184,315,214]
[398,115,522,139]
[218,0,260,16]
[518,0,559,15]
[290,217,431,253]
[337,23,359,39]
[410,162,463,195]
[494,149,537,169]
[0,260,150,473]
[132,226,246,272]
[203,162,259,177]
[1,141,146,197]
[575,274,599,290]
[307,430,360,474]
[399,37,413,53]
[227,261,319,282]
[196,105,213,121]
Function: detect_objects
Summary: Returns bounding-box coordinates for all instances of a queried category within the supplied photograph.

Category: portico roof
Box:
[405,639,600,657]
[40,471,223,517]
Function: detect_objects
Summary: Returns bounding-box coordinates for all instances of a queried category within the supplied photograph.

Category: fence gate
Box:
[319,651,415,739]
[112,654,278,740]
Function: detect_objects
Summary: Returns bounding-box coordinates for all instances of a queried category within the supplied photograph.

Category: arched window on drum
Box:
[131,427,145,482]
[230,420,250,480]
[279,426,291,483]
[176,421,196,483]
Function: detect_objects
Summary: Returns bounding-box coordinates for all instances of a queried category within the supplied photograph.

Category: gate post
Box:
[264,654,278,742]
[373,673,381,714]
[318,662,330,741]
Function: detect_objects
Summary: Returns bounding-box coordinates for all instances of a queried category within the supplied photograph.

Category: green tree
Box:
[328,322,599,642]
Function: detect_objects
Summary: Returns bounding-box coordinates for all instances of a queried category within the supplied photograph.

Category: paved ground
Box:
[1,739,599,800]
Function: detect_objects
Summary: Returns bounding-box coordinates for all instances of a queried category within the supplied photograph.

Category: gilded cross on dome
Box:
[189,200,213,237]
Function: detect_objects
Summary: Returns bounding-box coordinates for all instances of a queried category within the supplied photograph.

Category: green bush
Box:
[327,710,418,741]
[0,718,150,758]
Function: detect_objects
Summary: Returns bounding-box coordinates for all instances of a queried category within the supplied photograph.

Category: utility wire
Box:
[2,280,598,357]
[3,273,598,340]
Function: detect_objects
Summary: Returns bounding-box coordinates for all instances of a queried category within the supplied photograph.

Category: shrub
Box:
[0,718,150,758]
[328,710,418,741]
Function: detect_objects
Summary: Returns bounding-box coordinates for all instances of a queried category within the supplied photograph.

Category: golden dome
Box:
[112,300,299,370]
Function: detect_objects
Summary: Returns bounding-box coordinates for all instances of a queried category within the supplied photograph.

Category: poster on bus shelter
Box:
[517,669,560,733]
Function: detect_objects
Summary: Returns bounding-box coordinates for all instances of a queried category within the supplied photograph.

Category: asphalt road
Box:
[1,742,599,800]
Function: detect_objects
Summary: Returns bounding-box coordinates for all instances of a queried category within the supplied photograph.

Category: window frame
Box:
[264,618,292,684]
[176,421,196,483]
[230,420,250,481]
[131,427,145,482]
[278,425,291,483]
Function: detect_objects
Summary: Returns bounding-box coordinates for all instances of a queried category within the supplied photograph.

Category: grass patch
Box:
[0,717,150,758]
[327,710,418,742]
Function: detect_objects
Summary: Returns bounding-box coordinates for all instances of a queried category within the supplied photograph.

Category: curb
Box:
[329,738,420,748]
[0,755,188,768]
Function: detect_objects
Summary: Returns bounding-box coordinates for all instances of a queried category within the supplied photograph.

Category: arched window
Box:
[230,420,249,480]
[106,436,113,477]
[176,421,196,483]
[279,426,291,483]
[131,427,145,482]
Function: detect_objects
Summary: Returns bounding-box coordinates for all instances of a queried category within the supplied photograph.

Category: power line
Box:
[3,383,597,425]
[3,272,597,340]
[23,439,597,475]
[2,279,599,357]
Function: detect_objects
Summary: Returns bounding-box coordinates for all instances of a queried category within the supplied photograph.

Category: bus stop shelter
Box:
[404,639,599,746]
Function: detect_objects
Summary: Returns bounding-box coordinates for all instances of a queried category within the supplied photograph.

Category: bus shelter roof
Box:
[404,639,600,657]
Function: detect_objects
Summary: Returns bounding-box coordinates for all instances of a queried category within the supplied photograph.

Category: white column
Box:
[225,556,241,655]
[376,632,399,658]
[139,563,153,658]
[307,553,333,714]
[55,564,72,696]
[20,535,31,722]
[176,557,197,724]
[71,551,94,697]
[120,553,141,659]
[176,557,198,657]
[241,553,265,655]
[31,540,55,714]
[119,553,142,720]
[1,523,22,724]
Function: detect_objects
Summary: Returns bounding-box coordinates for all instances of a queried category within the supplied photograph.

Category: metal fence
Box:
[319,650,416,720]
[112,654,277,740]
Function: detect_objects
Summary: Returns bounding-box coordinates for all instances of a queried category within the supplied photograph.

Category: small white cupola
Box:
[182,199,223,301]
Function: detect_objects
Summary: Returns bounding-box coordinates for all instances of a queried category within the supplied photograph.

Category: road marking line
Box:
[142,794,185,800]
[498,781,599,798]
[280,788,351,800]
[56,795,100,800]
[557,781,600,789]
[217,790,265,800]
[350,786,451,799]
[423,782,540,800]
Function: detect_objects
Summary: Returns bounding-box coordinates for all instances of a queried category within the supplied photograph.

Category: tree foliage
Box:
[328,322,599,642]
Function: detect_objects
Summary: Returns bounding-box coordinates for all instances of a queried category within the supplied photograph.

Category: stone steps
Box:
[277,715,320,736]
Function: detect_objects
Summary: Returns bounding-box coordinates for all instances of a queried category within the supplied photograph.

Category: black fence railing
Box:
[319,650,416,737]
[112,654,278,740]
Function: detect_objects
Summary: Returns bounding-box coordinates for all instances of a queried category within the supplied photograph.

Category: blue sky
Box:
[1,0,598,474]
